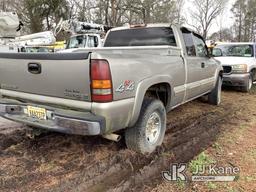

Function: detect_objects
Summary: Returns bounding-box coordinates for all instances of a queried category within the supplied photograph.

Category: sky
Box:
[182,0,237,35]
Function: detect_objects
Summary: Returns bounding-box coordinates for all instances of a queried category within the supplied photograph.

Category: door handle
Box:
[180,55,185,64]
[28,63,41,74]
[201,62,205,68]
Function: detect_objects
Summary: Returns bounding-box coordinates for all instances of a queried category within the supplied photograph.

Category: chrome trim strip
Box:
[174,77,215,95]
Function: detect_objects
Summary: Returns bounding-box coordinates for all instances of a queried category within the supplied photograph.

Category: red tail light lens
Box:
[90,59,113,102]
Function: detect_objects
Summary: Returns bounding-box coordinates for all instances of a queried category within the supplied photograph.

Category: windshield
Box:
[214,44,254,57]
[66,35,87,49]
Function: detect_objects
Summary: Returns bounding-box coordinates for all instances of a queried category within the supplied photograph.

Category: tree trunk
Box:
[82,0,86,21]
[111,0,117,26]
[104,0,109,26]
[2,0,5,11]
[238,9,242,42]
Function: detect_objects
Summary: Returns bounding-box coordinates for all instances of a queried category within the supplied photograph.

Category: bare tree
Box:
[189,0,227,39]
[209,28,235,42]
[175,0,185,24]
[2,0,187,35]
[232,0,256,42]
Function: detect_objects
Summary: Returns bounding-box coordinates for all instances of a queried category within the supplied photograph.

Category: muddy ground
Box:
[1,87,256,192]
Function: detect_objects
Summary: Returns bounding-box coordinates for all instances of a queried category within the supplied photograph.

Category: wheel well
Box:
[145,83,171,108]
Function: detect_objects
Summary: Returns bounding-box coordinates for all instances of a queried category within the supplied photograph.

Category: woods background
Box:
[0,0,255,42]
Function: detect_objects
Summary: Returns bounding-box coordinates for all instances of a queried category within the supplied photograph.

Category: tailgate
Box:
[0,52,91,101]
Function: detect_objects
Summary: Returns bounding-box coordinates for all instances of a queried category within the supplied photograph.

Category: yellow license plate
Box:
[27,106,47,120]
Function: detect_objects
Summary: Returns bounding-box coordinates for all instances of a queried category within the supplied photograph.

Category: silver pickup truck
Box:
[0,24,223,154]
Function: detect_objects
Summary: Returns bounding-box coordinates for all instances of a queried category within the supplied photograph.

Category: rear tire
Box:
[125,98,166,154]
[241,73,253,92]
[208,76,222,105]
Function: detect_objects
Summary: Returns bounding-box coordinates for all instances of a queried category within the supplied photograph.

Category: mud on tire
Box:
[208,76,222,105]
[125,98,166,154]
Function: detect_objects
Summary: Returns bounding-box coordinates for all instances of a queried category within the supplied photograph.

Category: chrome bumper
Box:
[0,102,105,136]
[223,73,249,87]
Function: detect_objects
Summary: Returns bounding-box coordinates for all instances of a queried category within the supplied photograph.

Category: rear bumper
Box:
[223,73,249,87]
[0,101,105,136]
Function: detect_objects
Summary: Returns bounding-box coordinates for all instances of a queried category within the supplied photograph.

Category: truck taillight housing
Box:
[90,59,113,102]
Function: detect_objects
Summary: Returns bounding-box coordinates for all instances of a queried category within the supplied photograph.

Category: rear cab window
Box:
[104,27,177,47]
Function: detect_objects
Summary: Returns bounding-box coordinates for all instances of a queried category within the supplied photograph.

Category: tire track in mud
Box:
[0,92,247,192]
[104,103,242,192]
[0,122,26,151]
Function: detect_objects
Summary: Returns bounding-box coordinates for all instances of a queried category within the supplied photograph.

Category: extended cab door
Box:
[192,33,217,93]
[181,28,204,100]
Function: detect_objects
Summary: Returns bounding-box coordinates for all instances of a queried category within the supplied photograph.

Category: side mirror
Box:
[212,48,222,57]
[207,47,212,58]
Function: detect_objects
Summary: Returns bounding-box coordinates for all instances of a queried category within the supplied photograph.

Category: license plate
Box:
[27,106,47,120]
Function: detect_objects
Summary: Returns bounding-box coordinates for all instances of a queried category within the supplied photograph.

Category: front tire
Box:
[241,73,253,92]
[208,76,222,105]
[125,98,166,154]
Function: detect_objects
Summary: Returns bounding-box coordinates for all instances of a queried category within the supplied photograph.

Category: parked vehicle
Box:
[0,44,18,53]
[0,12,21,38]
[19,46,54,53]
[0,12,56,53]
[65,33,102,49]
[0,12,22,53]
[213,42,256,92]
[55,20,105,53]
[0,24,223,154]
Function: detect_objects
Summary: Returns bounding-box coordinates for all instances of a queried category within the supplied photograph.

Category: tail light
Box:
[90,59,113,102]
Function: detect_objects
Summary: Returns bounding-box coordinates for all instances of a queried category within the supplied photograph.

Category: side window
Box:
[181,28,196,56]
[193,33,208,57]
[94,36,99,47]
[254,45,256,57]
[87,36,96,47]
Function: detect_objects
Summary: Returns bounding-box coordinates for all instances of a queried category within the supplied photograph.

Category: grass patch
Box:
[212,142,223,154]
[207,182,217,190]
[189,152,216,174]
[227,187,240,192]
[244,175,256,182]
[176,179,186,190]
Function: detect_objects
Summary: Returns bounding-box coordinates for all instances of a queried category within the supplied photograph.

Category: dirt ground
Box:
[1,86,256,192]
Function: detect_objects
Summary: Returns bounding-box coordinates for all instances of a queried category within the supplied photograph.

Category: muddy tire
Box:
[208,76,222,105]
[241,73,253,92]
[125,98,166,154]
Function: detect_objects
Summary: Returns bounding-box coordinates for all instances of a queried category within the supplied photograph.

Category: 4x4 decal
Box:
[116,80,135,93]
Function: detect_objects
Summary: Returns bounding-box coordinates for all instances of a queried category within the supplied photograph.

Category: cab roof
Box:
[109,23,172,32]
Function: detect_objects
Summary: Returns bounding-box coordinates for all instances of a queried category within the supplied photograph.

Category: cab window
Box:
[192,33,208,57]
[88,36,98,47]
[181,28,196,56]
[67,36,86,49]
[255,45,256,58]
